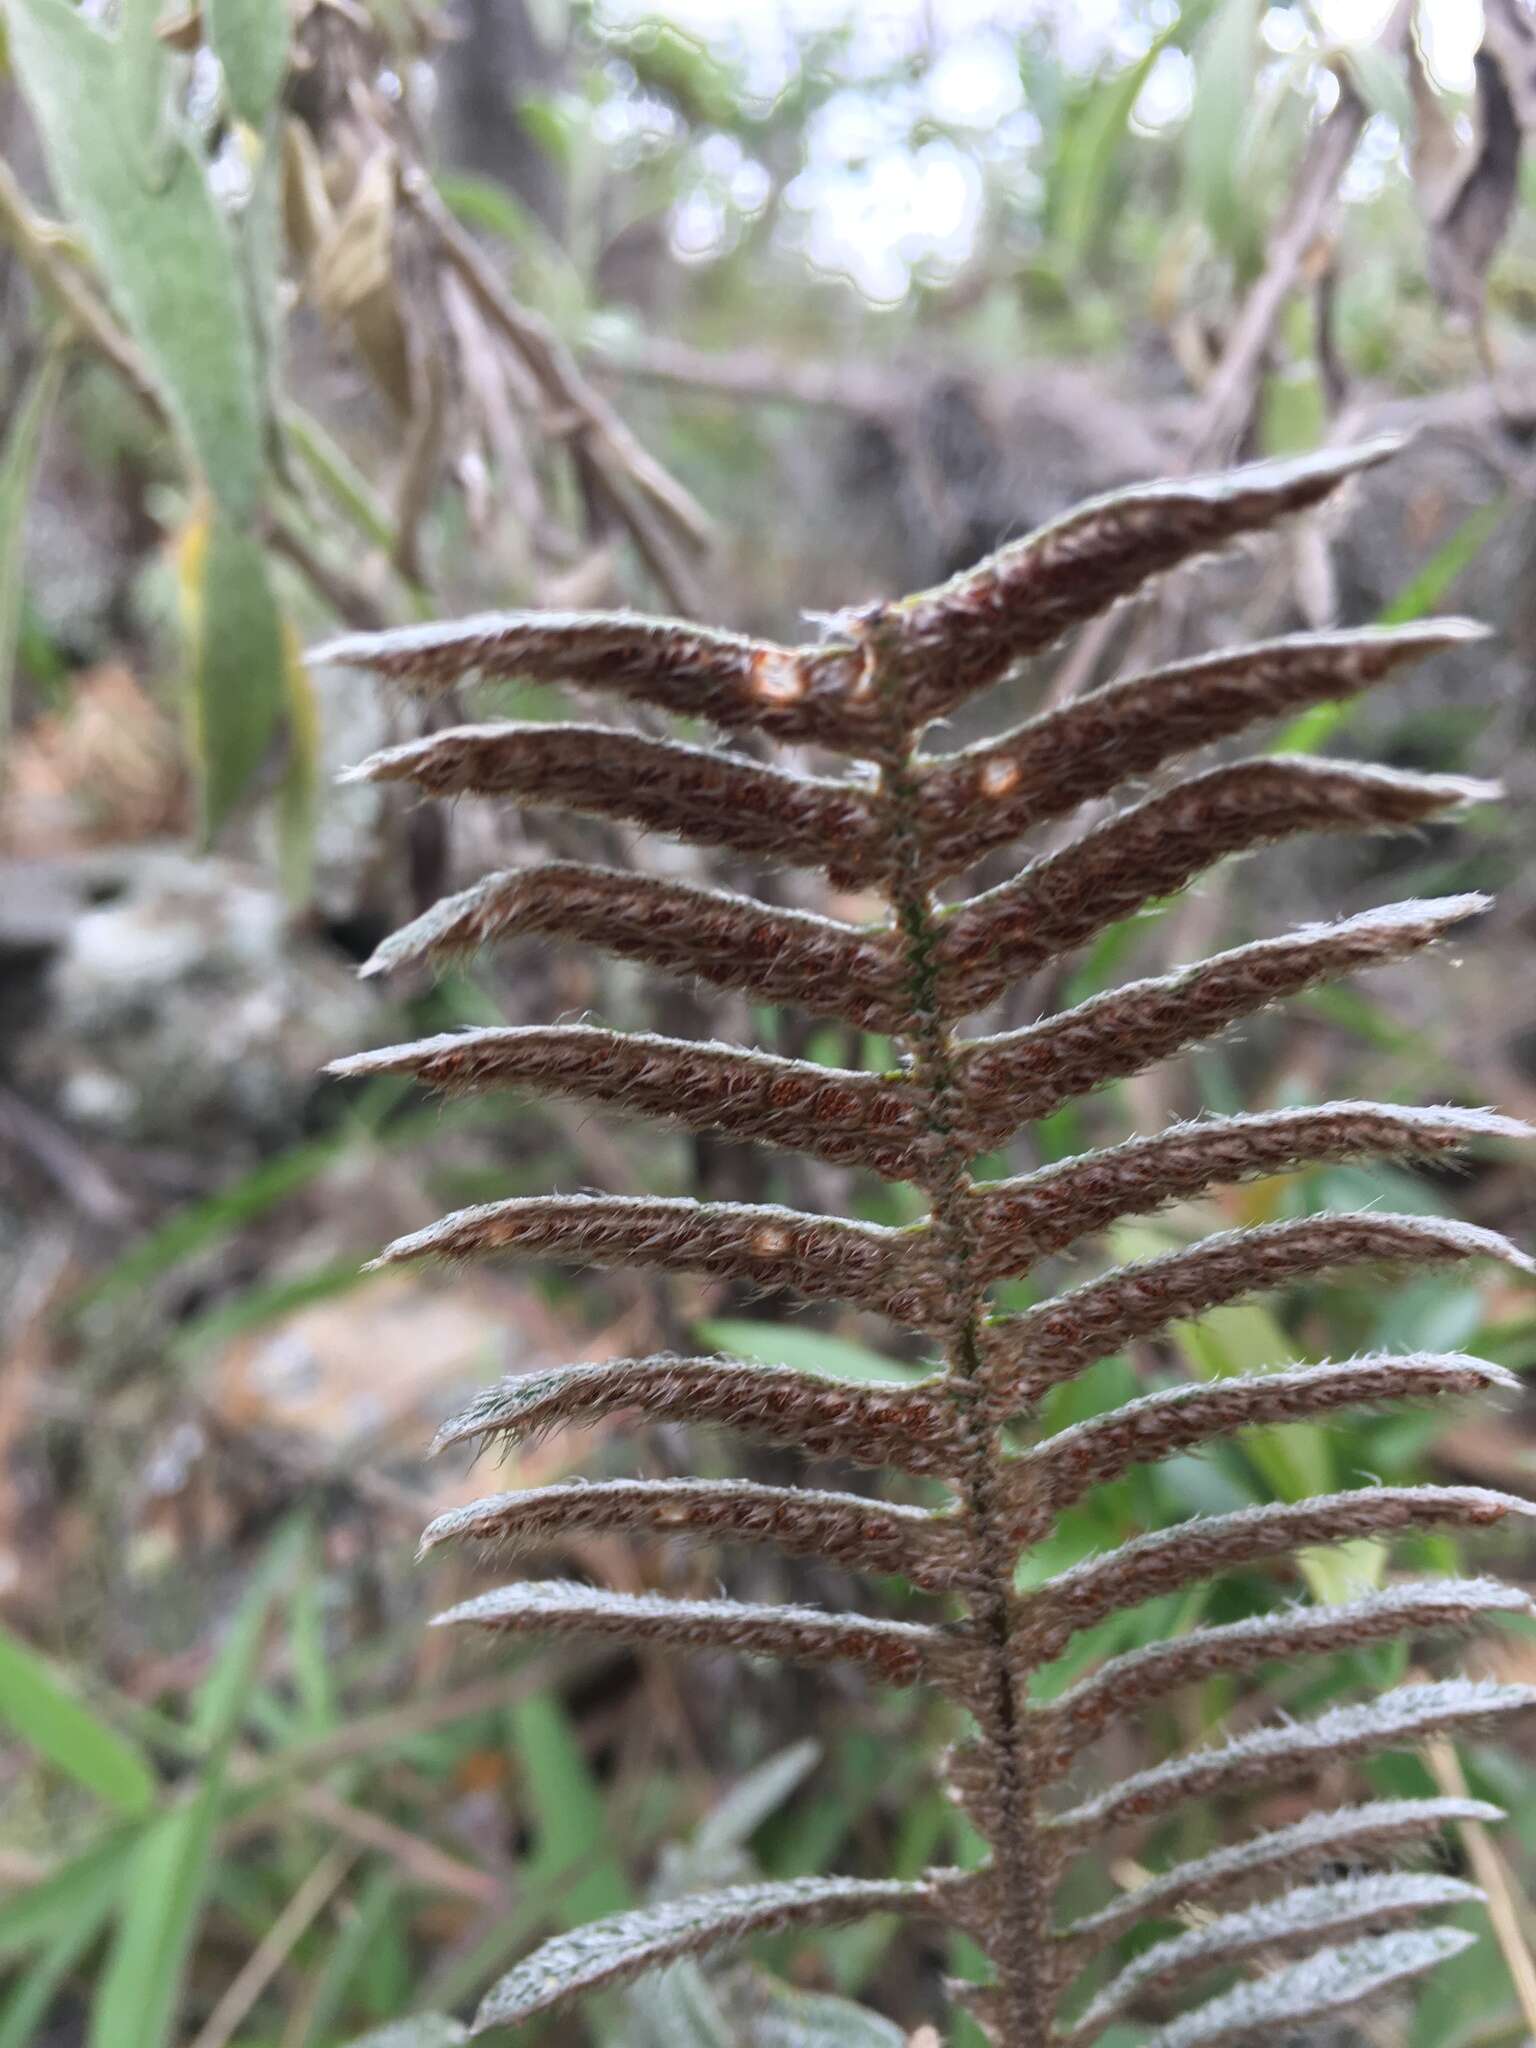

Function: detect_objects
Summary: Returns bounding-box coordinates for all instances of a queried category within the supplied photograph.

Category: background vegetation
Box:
[1,1,1535,2042]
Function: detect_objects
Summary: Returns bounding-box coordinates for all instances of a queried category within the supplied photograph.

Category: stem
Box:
[863,613,1052,2044]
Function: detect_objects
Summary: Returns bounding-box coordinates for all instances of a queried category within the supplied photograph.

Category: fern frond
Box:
[1060,1872,1481,2043]
[344,723,882,885]
[1033,1579,1530,1772]
[433,1581,980,1693]
[312,609,873,748]
[421,1478,970,1591]
[959,897,1489,1148]
[1057,1795,1503,1956]
[468,1870,976,2031]
[432,1356,960,1475]
[1008,1356,1518,1534]
[931,763,1495,1014]
[331,1028,925,1176]
[1028,1487,1536,1645]
[919,621,1487,877]
[362,863,906,1026]
[1134,1927,1476,2048]
[969,1105,1525,1279]
[983,1212,1531,1409]
[374,1194,942,1322]
[891,436,1404,727]
[1048,1681,1536,1843]
[325,434,1532,2041]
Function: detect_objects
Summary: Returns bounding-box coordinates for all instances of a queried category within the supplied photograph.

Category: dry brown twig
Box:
[317,433,1534,2043]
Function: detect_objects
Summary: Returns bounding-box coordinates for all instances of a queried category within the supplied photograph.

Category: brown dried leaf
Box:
[917,622,1484,877]
[361,863,905,1030]
[330,1027,926,1178]
[957,898,1489,1153]
[931,761,1494,1016]
[342,722,882,886]
[1423,2,1536,321]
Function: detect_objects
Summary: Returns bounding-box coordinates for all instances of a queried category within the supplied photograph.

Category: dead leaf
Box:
[1420,0,1536,322]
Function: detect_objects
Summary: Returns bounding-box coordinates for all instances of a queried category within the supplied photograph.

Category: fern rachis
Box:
[317,435,1535,2044]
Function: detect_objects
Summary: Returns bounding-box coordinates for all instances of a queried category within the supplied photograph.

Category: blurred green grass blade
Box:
[178,501,285,842]
[293,1865,404,2048]
[88,1775,223,2048]
[341,2021,468,2048]
[193,1516,307,1751]
[692,1739,820,1868]
[0,345,65,768]
[75,1076,408,1309]
[508,1691,630,1923]
[6,0,264,521]
[0,1622,155,1815]
[207,0,289,127]
[1183,0,1261,260]
[1381,497,1510,626]
[89,1520,302,2048]
[0,1829,135,1964]
[1053,25,1178,259]
[699,1319,928,1385]
[1277,495,1511,755]
[0,1896,112,2048]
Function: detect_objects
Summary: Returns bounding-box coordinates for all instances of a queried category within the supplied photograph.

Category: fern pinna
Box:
[317,435,1535,2046]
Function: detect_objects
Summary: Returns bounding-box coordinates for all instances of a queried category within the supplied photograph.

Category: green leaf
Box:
[341,2022,468,2048]
[0,1829,134,1965]
[6,0,265,520]
[0,345,65,765]
[699,1320,929,1385]
[721,1970,907,2046]
[0,1622,155,1815]
[88,1790,221,2048]
[177,500,284,840]
[508,1691,631,1925]
[88,1520,302,2048]
[1183,0,1261,261]
[207,0,289,127]
[277,619,321,905]
[0,1898,113,2048]
[292,1865,403,2048]
[1053,26,1178,260]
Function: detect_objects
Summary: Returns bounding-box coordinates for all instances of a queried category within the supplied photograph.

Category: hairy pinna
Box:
[316,435,1535,2045]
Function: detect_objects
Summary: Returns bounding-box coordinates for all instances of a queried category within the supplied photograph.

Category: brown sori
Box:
[316,435,1535,2046]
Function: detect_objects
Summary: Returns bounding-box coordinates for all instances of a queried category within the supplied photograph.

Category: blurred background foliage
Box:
[2,0,1536,2042]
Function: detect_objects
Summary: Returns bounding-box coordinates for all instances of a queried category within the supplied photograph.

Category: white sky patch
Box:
[599,0,1484,302]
